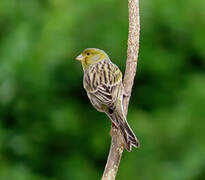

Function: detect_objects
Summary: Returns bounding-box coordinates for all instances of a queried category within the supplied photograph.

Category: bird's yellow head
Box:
[76,48,108,71]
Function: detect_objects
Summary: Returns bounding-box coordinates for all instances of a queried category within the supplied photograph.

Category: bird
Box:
[76,48,140,151]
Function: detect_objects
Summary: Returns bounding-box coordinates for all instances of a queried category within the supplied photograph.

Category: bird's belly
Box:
[85,92,103,112]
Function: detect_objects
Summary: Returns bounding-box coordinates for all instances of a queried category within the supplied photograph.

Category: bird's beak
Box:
[75,54,83,61]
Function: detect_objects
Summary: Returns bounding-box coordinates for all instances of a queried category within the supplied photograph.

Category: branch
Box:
[102,0,140,179]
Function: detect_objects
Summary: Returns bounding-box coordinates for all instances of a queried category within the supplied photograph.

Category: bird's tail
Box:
[108,110,140,152]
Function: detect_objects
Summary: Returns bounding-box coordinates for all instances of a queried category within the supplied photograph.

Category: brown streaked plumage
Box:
[76,48,140,151]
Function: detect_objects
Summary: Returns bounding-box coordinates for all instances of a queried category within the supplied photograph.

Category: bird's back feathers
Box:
[83,56,140,151]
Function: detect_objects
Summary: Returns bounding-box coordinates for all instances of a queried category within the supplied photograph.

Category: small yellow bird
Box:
[76,48,139,151]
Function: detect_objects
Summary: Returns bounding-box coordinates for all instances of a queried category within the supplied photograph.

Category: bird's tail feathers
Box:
[109,110,140,152]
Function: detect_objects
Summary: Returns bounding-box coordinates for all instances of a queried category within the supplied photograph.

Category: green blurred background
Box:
[0,0,205,179]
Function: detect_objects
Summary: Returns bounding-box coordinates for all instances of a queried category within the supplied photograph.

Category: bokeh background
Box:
[0,0,205,179]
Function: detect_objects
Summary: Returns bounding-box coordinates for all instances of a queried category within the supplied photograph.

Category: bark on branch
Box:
[102,0,140,179]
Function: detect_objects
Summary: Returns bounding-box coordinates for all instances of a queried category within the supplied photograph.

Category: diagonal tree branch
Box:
[123,0,140,116]
[102,0,140,179]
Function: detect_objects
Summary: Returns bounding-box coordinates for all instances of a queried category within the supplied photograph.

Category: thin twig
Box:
[102,0,140,179]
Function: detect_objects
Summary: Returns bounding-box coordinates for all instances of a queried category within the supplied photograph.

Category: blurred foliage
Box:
[0,0,205,179]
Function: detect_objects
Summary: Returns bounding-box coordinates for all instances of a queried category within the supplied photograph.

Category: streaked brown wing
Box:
[84,59,123,111]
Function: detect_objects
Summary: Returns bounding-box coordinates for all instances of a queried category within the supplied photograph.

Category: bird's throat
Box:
[82,58,89,71]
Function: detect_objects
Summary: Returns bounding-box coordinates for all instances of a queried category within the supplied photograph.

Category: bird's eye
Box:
[86,52,90,56]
